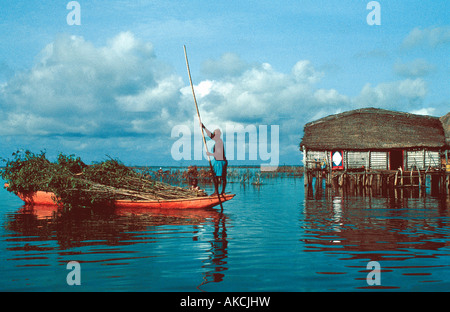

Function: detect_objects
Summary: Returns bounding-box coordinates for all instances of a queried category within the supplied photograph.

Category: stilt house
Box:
[300,108,450,171]
[441,112,450,171]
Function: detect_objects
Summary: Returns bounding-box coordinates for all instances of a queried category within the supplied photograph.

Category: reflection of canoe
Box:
[14,189,235,209]
[17,204,223,222]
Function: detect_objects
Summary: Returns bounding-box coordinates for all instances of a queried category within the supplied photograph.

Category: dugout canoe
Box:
[12,188,234,209]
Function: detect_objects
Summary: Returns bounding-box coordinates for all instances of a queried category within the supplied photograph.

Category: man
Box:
[202,123,227,195]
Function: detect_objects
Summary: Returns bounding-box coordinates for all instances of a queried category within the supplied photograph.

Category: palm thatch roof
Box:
[440,112,450,146]
[300,107,447,151]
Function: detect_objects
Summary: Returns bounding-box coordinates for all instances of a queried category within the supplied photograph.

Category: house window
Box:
[347,151,367,169]
[370,152,388,170]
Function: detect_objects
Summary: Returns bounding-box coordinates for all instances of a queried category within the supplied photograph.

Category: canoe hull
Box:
[15,190,234,209]
[115,194,235,209]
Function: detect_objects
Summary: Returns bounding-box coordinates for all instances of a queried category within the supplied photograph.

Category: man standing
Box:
[202,123,227,195]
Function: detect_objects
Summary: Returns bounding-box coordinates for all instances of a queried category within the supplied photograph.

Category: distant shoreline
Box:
[0,164,304,170]
[131,164,304,169]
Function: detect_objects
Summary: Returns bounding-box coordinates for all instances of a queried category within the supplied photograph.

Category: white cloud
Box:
[292,60,324,84]
[410,107,436,116]
[183,56,353,163]
[354,78,428,110]
[115,75,183,112]
[0,32,184,138]
[201,53,250,78]
[398,78,428,98]
[314,89,349,106]
[394,59,435,77]
[0,32,441,165]
[402,26,450,49]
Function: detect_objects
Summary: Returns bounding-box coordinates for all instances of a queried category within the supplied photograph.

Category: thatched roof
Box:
[440,112,450,146]
[300,107,447,151]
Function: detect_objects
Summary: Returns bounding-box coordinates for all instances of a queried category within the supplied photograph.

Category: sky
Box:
[0,0,449,166]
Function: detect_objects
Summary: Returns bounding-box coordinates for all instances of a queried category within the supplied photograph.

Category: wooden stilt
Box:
[417,168,422,187]
[445,175,448,194]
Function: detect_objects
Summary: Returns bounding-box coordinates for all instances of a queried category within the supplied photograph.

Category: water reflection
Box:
[3,176,449,291]
[303,185,450,288]
[197,212,228,291]
[4,204,229,290]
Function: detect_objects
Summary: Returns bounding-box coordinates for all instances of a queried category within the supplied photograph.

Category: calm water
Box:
[1,175,449,292]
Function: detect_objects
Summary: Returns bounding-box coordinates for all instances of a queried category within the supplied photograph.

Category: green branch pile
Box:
[1,150,206,208]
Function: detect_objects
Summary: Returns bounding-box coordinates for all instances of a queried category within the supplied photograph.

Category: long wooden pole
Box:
[183,45,223,210]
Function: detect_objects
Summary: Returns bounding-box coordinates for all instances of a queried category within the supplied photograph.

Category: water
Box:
[1,175,449,292]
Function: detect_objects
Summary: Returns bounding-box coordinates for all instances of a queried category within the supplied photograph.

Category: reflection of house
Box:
[441,112,450,171]
[300,108,449,171]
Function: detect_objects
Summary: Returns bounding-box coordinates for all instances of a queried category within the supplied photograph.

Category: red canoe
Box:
[14,189,235,210]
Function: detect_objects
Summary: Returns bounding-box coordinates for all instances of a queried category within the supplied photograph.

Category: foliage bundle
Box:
[1,150,205,209]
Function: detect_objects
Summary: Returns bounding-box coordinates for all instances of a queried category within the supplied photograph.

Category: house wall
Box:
[345,151,388,170]
[346,151,367,169]
[304,149,442,171]
[370,152,388,169]
[405,150,440,170]
[304,150,328,169]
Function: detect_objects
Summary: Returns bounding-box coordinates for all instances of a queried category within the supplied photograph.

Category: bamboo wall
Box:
[304,149,442,171]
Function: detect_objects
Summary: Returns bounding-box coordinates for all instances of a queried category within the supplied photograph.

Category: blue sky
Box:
[0,0,449,166]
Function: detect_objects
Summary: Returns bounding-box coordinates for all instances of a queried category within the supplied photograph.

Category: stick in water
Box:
[183,45,223,210]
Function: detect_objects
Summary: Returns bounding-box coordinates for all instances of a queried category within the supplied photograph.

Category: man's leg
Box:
[221,174,227,194]
[221,162,227,194]
[212,176,219,195]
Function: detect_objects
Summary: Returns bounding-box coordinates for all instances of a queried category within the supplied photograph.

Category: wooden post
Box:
[325,151,331,186]
[431,173,439,194]
[338,173,343,187]
[349,174,354,193]
[445,150,448,171]
[445,174,448,193]
[423,149,426,170]
[418,167,422,188]
[447,174,450,195]
[405,151,408,171]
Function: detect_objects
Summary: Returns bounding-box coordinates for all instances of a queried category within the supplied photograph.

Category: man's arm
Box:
[202,123,212,138]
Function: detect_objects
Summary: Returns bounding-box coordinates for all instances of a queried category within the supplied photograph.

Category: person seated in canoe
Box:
[202,123,227,195]
[187,166,199,190]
